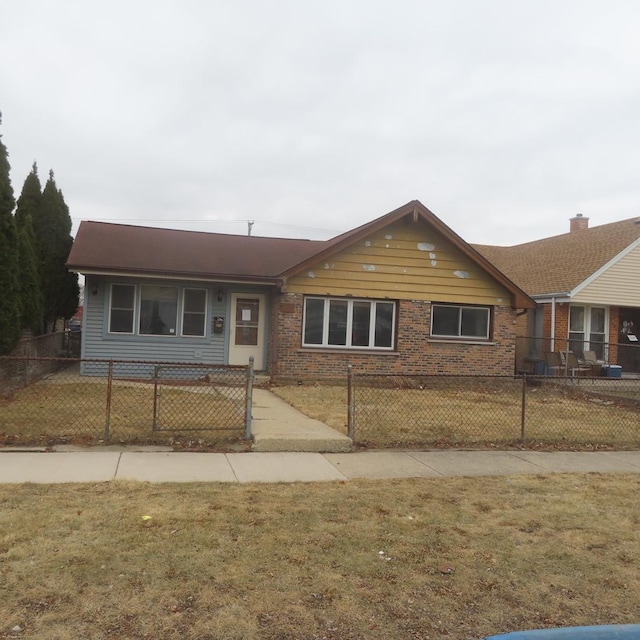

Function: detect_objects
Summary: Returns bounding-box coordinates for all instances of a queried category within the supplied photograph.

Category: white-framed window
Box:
[109,284,135,334]
[569,305,607,359]
[302,297,396,350]
[108,284,208,338]
[182,288,207,337]
[431,304,491,340]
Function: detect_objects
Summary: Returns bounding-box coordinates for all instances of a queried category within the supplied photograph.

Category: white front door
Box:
[228,293,266,369]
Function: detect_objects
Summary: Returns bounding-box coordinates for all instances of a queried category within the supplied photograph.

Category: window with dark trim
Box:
[303,297,395,349]
[431,304,491,339]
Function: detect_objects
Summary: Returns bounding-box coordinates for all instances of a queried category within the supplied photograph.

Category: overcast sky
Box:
[2,0,639,246]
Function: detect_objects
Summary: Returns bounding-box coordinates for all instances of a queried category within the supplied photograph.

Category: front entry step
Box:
[252,429,352,453]
[250,389,352,453]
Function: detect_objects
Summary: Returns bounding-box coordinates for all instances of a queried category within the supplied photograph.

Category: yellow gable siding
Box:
[573,244,640,306]
[285,219,511,305]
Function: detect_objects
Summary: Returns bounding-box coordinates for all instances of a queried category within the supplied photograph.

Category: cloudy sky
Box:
[2,0,639,246]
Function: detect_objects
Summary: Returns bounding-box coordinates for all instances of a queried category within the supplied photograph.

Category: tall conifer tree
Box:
[15,164,44,334]
[15,162,42,226]
[35,170,79,332]
[0,112,21,353]
[17,214,44,334]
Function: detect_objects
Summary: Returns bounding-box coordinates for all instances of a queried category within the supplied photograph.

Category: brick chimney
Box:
[570,213,589,232]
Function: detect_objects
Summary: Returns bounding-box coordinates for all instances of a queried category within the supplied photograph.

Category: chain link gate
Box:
[151,362,253,436]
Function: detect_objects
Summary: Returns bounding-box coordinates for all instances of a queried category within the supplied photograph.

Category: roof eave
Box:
[532,293,572,303]
[67,264,282,286]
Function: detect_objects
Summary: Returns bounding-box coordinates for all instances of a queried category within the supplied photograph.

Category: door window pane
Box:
[589,307,606,359]
[235,298,259,346]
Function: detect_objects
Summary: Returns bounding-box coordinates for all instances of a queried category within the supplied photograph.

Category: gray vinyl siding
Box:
[83,275,229,365]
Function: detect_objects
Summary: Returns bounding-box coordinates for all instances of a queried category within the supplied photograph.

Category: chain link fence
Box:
[348,370,640,449]
[0,357,253,448]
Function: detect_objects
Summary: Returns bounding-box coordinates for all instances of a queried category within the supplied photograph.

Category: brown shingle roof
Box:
[474,217,640,296]
[67,201,535,308]
[67,221,325,282]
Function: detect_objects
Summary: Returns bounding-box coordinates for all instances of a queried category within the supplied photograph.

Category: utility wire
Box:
[70,217,341,235]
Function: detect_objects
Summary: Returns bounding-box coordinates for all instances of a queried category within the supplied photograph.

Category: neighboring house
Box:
[475,214,640,374]
[66,200,534,379]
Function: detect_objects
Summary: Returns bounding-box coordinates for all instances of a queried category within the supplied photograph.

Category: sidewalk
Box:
[1,448,640,484]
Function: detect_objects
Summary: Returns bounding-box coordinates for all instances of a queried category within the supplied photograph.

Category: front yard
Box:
[1,366,638,449]
[0,380,247,448]
[1,475,639,639]
[273,378,640,448]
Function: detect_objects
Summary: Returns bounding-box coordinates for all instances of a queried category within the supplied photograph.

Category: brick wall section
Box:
[269,293,517,380]
[541,303,570,352]
[609,306,620,364]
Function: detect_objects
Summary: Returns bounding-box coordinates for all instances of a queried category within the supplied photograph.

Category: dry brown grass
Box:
[272,381,640,448]
[1,475,639,639]
[0,381,246,448]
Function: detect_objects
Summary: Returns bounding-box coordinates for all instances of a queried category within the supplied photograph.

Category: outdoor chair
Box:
[566,352,591,378]
[543,351,563,376]
[581,350,605,375]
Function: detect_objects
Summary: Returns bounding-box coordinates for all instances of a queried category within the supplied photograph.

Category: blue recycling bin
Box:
[601,365,623,378]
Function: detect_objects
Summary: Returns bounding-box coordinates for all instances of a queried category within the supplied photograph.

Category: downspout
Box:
[550,296,556,352]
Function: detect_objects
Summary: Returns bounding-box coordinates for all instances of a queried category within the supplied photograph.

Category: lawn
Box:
[1,475,639,639]
[0,380,247,448]
[272,380,640,448]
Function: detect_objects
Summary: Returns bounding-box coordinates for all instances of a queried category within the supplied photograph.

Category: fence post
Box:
[245,356,254,439]
[104,361,113,441]
[520,373,526,440]
[152,365,160,431]
[24,350,30,388]
[347,364,355,440]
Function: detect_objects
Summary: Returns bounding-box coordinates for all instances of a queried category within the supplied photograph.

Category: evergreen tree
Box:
[0,112,21,354]
[15,162,42,227]
[17,214,44,334]
[15,164,44,334]
[35,170,79,332]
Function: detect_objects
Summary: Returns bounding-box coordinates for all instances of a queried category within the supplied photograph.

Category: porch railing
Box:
[516,336,640,376]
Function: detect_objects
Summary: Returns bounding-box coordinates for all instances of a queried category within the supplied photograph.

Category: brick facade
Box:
[268,293,517,381]
[541,303,570,352]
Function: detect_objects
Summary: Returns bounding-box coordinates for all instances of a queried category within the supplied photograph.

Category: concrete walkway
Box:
[1,449,639,484]
[251,388,352,452]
